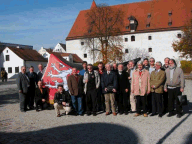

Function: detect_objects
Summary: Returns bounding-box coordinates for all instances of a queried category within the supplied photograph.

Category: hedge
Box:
[180,60,192,73]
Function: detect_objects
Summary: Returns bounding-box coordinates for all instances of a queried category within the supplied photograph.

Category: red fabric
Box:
[139,71,142,76]
[99,70,103,75]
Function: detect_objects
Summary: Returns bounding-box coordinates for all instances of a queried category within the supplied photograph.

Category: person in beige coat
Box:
[150,62,165,117]
[131,61,150,117]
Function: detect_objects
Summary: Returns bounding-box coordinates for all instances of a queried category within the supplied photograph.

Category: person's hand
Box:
[180,88,184,92]
[128,77,131,80]
[105,88,108,92]
[112,89,116,93]
[125,89,129,93]
[85,80,88,83]
[42,99,45,102]
[164,89,167,92]
[19,90,22,93]
[131,90,134,93]
[147,91,150,94]
[62,102,66,106]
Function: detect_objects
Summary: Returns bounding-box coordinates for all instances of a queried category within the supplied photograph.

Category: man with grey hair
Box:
[149,57,155,74]
[16,66,30,112]
[162,57,170,71]
[126,60,136,113]
[164,59,185,118]
[117,64,130,115]
[150,61,166,117]
[101,63,117,116]
[37,63,44,81]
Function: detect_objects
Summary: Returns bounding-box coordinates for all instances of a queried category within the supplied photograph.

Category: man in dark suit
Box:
[67,68,84,116]
[101,64,117,116]
[117,64,130,115]
[143,58,150,71]
[16,66,30,112]
[26,66,38,109]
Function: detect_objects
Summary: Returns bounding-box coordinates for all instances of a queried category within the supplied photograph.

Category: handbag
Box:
[107,85,114,93]
[178,95,188,106]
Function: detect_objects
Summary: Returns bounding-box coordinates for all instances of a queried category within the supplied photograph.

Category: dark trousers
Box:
[28,87,35,108]
[118,91,130,113]
[36,100,48,110]
[163,91,169,113]
[97,87,105,111]
[71,95,83,115]
[2,78,7,82]
[19,93,28,111]
[86,89,97,113]
[147,93,152,113]
[135,95,147,114]
[152,92,163,115]
[168,87,182,114]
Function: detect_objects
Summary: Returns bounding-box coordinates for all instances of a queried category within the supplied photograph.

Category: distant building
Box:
[53,43,66,53]
[65,0,191,64]
[0,42,33,50]
[38,47,53,59]
[0,47,47,79]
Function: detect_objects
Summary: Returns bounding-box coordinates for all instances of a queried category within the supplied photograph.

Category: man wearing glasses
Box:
[83,64,100,116]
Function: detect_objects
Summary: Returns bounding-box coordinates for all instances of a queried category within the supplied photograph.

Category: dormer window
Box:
[146,23,150,28]
[168,11,172,16]
[125,26,129,29]
[168,22,172,26]
[147,13,151,18]
[128,16,138,32]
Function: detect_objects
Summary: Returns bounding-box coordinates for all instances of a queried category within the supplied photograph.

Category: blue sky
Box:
[0,0,144,50]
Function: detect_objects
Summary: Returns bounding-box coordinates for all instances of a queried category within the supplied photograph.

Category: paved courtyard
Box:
[0,79,191,144]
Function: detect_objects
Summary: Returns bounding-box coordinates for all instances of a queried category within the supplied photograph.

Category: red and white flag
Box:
[42,54,73,104]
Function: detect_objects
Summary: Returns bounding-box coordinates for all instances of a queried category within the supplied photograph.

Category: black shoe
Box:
[87,112,91,116]
[167,113,174,117]
[80,114,84,116]
[119,112,123,115]
[176,114,182,118]
[36,109,40,112]
[125,112,128,115]
[93,112,97,116]
[158,114,163,118]
[150,113,156,116]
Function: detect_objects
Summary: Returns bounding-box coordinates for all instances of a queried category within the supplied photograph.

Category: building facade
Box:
[66,0,192,64]
[0,47,47,79]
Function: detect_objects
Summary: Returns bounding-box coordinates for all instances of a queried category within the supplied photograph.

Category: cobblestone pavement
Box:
[0,80,192,144]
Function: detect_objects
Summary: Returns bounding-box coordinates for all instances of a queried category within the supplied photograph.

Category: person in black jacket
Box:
[101,64,117,116]
[54,84,71,117]
[26,66,38,109]
[117,64,130,115]
[37,63,44,81]
[143,58,150,71]
[35,81,48,112]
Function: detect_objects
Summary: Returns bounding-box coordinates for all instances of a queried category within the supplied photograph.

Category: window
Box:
[125,38,128,42]
[148,36,152,40]
[148,48,152,52]
[8,67,12,73]
[125,49,129,53]
[146,23,150,28]
[125,26,129,29]
[131,36,135,41]
[6,50,8,53]
[177,34,182,38]
[84,54,87,58]
[147,13,151,18]
[81,42,84,45]
[6,55,9,61]
[168,11,172,16]
[15,67,19,73]
[168,22,172,26]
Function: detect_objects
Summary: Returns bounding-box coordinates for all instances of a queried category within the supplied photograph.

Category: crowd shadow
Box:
[184,133,192,144]
[0,123,139,144]
[0,80,16,85]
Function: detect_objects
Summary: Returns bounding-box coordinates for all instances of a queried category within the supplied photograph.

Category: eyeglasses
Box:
[88,68,92,69]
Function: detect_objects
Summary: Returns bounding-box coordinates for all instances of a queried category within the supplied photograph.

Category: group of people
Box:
[17,57,185,119]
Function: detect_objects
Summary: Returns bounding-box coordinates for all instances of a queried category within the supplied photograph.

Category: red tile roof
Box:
[8,47,47,62]
[66,0,192,40]
[71,54,83,63]
[91,0,97,9]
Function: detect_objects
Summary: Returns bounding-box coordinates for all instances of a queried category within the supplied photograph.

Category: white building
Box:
[65,0,191,64]
[53,43,66,53]
[0,47,47,79]
[38,47,53,59]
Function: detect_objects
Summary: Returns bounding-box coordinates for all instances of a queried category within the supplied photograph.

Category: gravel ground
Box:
[0,80,192,144]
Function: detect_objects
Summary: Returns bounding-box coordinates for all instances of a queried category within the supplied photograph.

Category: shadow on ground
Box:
[0,93,19,107]
[184,133,192,144]
[0,123,139,144]
[0,80,16,86]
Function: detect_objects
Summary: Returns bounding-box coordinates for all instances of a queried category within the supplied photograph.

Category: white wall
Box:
[53,43,66,53]
[66,30,183,64]
[38,47,50,59]
[0,47,24,79]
